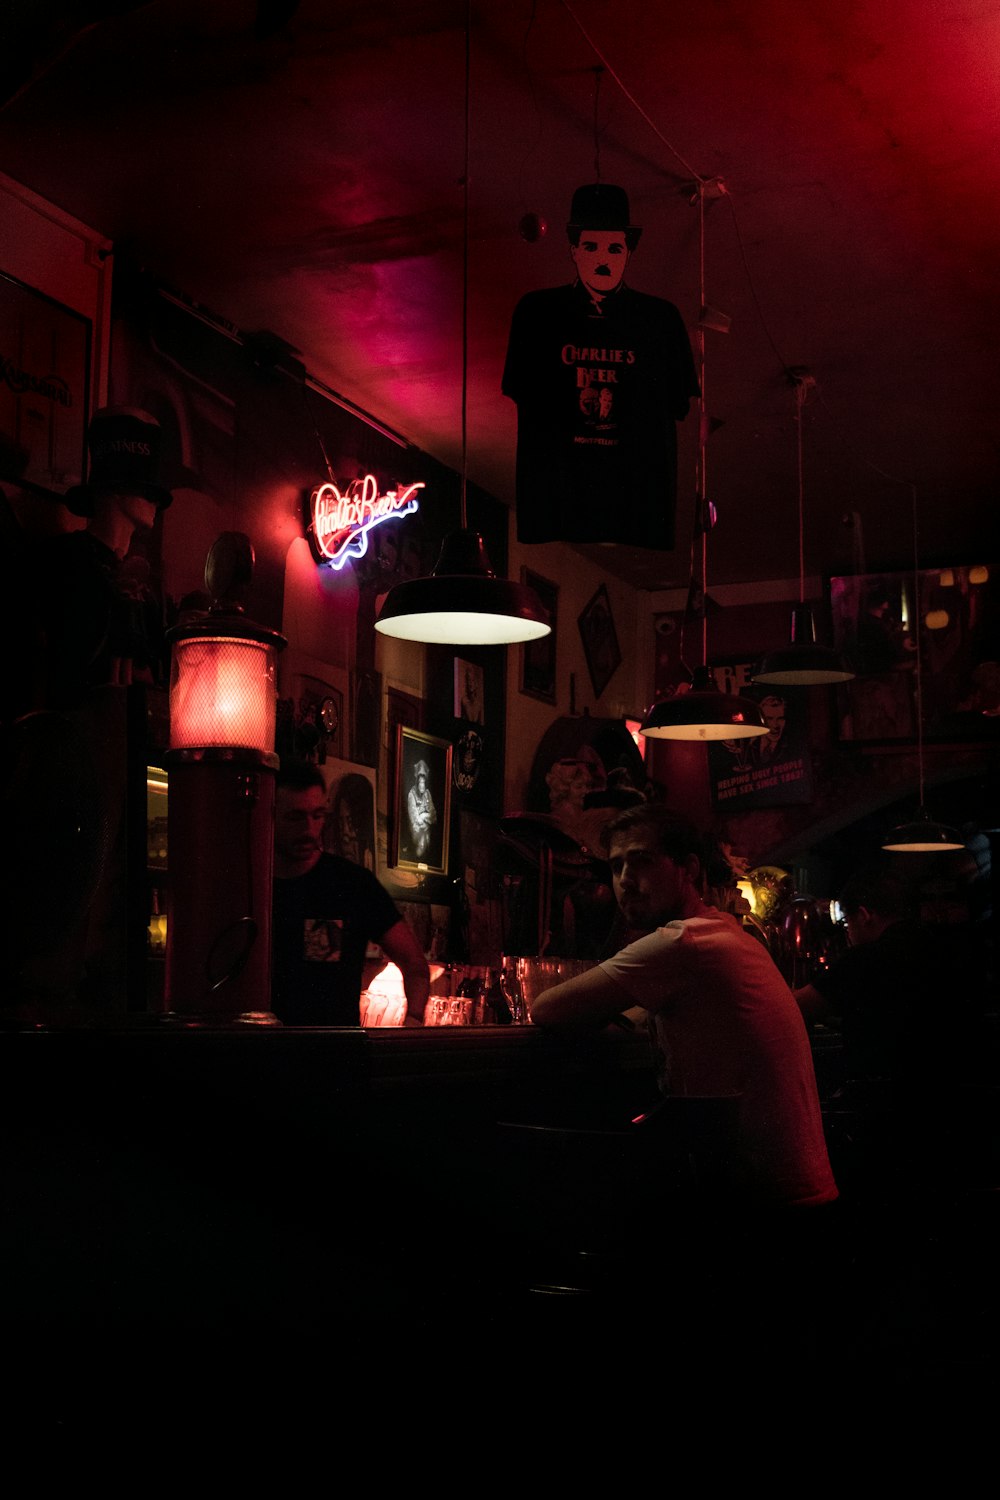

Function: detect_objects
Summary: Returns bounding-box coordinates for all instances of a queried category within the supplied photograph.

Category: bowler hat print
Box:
[567,182,642,238]
[63,406,173,518]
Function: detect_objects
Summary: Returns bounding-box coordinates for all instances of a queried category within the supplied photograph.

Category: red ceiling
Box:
[2,0,998,589]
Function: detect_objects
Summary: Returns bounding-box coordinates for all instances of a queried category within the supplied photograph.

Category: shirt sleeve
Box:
[356,867,405,943]
[501,295,530,403]
[598,923,689,1012]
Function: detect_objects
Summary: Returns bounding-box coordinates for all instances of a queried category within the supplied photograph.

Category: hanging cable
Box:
[795,375,806,604]
[697,183,708,670]
[460,0,471,529]
[592,64,604,180]
[558,0,706,184]
[910,482,926,810]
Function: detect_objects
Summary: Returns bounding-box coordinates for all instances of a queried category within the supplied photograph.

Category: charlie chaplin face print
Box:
[570,229,631,298]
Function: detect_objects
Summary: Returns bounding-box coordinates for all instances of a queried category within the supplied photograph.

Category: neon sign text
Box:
[309,473,424,570]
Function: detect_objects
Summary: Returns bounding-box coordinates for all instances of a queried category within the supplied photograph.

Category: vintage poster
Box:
[707,661,814,810]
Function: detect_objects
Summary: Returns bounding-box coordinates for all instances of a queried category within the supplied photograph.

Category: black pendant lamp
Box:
[641,181,767,744]
[642,664,770,741]
[753,373,854,687]
[882,808,964,853]
[882,487,964,852]
[375,528,550,645]
[375,6,551,649]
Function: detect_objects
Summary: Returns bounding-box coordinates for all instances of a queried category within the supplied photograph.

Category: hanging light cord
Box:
[592,64,604,180]
[557,0,706,185]
[677,180,709,680]
[795,377,806,605]
[910,481,926,811]
[460,0,471,530]
[697,185,708,669]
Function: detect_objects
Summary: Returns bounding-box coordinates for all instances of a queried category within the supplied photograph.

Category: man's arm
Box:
[530,964,636,1031]
[378,918,430,1024]
[793,983,831,1024]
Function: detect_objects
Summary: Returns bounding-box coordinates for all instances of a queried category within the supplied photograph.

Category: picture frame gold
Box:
[391,725,452,876]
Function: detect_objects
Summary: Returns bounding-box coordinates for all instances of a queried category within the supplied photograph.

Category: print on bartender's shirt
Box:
[303,917,344,962]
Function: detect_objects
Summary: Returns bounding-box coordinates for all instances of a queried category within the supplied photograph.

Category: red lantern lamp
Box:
[164,534,287,1026]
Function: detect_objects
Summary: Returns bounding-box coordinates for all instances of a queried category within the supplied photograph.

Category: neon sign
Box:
[308,473,424,570]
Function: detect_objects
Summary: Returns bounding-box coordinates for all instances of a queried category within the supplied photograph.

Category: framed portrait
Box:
[520,569,558,703]
[292,656,349,763]
[318,757,378,872]
[578,583,622,698]
[454,656,485,724]
[0,272,91,498]
[392,726,452,876]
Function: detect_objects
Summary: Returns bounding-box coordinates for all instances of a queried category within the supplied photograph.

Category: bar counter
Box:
[0,1021,661,1339]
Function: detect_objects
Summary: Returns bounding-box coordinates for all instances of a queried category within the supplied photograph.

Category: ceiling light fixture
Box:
[642,181,767,742]
[642,663,771,741]
[375,5,550,648]
[753,372,854,686]
[882,484,964,852]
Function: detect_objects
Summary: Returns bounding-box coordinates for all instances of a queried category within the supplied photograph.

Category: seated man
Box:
[794,863,987,1089]
[272,760,429,1026]
[794,861,993,1197]
[530,804,837,1207]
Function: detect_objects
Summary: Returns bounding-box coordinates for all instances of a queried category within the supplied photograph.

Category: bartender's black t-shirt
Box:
[272,854,401,1026]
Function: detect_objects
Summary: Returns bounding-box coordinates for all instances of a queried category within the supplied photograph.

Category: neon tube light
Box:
[309,474,424,570]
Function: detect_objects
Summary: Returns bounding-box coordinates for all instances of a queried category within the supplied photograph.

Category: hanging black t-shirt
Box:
[272,854,402,1026]
[502,280,699,548]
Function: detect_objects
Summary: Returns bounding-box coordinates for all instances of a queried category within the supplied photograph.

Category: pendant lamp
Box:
[882,808,964,853]
[642,664,770,741]
[641,181,767,743]
[753,372,854,686]
[881,486,964,852]
[375,6,551,648]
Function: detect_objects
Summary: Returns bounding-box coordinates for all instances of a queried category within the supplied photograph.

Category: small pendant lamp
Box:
[753,373,854,687]
[642,663,770,741]
[375,6,551,649]
[882,485,963,852]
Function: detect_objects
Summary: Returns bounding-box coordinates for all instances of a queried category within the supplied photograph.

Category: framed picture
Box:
[0,272,91,498]
[319,757,378,872]
[292,656,349,762]
[454,656,485,723]
[520,569,558,703]
[830,565,999,740]
[578,583,622,698]
[392,725,452,876]
[452,726,485,798]
[706,661,815,810]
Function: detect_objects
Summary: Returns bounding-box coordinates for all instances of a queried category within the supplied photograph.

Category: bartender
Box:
[272,759,429,1026]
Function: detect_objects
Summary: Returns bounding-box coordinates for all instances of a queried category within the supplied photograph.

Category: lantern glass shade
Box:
[169,636,278,752]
